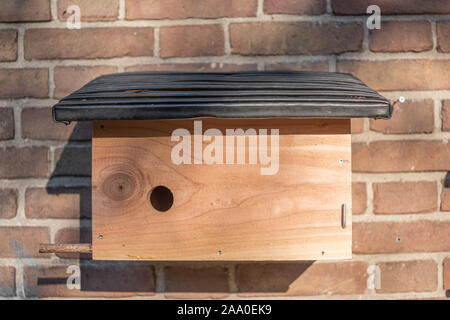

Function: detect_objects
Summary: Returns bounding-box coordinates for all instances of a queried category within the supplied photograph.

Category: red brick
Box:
[352,140,450,173]
[351,118,364,134]
[24,263,155,297]
[265,61,329,72]
[0,30,18,61]
[0,69,48,98]
[353,221,450,254]
[125,63,258,72]
[437,22,450,53]
[0,108,14,140]
[165,266,229,299]
[54,66,117,99]
[443,100,450,132]
[0,0,51,22]
[160,25,225,58]
[373,181,437,214]
[332,0,450,14]
[22,107,91,140]
[370,21,432,53]
[25,187,91,219]
[236,262,368,296]
[442,188,450,211]
[377,260,437,293]
[0,227,50,258]
[0,147,49,179]
[54,227,92,259]
[371,99,434,134]
[230,22,363,55]
[25,28,154,60]
[444,258,450,292]
[58,0,119,21]
[338,60,450,91]
[0,189,17,219]
[264,0,326,15]
[0,267,15,297]
[53,146,91,176]
[126,0,257,19]
[352,182,367,215]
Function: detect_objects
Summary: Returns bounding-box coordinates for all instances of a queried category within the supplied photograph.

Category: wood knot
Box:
[102,173,136,201]
[95,161,146,215]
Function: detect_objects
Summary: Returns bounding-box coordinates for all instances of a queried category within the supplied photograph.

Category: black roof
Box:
[52,71,392,122]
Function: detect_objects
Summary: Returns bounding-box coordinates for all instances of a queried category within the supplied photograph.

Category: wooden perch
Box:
[39,243,92,254]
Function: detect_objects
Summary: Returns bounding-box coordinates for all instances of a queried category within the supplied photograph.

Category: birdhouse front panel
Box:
[91,118,352,261]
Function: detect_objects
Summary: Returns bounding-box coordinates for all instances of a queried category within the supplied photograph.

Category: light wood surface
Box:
[92,118,352,261]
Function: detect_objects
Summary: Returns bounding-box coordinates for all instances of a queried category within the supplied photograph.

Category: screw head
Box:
[98,234,103,240]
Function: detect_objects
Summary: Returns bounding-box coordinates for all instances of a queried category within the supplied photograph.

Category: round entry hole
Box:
[149,186,174,212]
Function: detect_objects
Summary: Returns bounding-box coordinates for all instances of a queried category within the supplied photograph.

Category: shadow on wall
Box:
[25,122,159,296]
[26,120,315,297]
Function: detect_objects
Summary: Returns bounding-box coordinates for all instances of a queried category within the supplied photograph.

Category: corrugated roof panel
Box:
[52,71,392,122]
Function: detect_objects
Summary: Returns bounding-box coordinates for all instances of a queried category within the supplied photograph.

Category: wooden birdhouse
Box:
[42,71,392,261]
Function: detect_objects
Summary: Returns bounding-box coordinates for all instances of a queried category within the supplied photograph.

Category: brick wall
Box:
[0,0,449,299]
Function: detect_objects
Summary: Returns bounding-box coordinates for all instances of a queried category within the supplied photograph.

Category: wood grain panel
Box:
[92,118,352,261]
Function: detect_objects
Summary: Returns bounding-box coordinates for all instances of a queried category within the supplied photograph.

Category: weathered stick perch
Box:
[39,243,92,254]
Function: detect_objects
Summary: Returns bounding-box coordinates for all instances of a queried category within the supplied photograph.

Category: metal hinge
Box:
[341,203,346,229]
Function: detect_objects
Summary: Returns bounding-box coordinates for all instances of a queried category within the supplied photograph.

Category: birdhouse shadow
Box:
[37,123,316,296]
[40,122,157,294]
